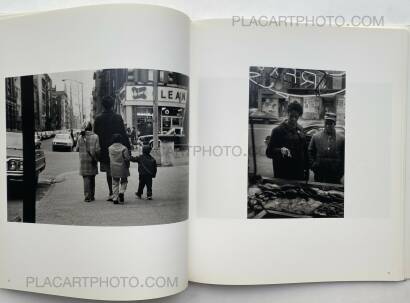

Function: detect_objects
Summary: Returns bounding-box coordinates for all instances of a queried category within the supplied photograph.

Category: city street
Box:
[7,137,188,225]
[7,137,77,221]
[6,69,190,225]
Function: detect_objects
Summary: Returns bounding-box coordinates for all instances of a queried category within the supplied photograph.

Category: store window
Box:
[132,106,153,136]
[172,117,181,127]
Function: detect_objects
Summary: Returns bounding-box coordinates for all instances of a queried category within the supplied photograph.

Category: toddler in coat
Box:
[108,133,130,204]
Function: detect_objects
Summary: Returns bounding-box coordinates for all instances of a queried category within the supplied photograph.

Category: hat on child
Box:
[324,112,337,122]
[81,120,92,131]
[143,145,152,155]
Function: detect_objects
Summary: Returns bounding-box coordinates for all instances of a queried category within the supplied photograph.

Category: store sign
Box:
[158,87,187,103]
[136,112,152,117]
[126,86,154,100]
[126,86,187,103]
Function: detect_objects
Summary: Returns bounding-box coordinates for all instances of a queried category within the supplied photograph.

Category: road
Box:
[7,137,77,221]
[39,136,79,178]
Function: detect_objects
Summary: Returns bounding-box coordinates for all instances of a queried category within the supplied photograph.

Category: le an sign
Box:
[158,87,187,103]
[126,86,187,104]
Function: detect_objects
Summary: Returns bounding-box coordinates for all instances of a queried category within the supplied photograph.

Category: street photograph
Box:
[248,67,345,219]
[6,69,189,226]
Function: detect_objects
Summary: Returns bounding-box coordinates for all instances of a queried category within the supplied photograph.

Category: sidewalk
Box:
[36,165,188,226]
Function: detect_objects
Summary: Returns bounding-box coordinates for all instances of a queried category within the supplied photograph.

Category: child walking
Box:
[76,121,100,202]
[131,145,157,200]
[108,133,130,204]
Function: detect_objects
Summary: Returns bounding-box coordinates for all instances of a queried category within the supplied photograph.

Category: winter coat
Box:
[131,150,157,178]
[308,130,345,183]
[265,120,308,181]
[77,131,100,176]
[93,110,131,164]
[108,143,130,178]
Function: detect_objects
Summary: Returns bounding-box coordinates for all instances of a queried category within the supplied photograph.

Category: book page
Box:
[0,4,190,300]
[406,27,410,279]
[189,20,407,284]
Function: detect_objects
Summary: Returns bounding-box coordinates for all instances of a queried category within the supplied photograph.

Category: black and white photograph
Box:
[6,68,189,226]
[248,67,345,219]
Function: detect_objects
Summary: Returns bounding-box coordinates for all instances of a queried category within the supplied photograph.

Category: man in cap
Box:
[308,112,344,184]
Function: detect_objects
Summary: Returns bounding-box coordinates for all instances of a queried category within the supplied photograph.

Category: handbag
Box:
[123,148,130,168]
[85,136,98,166]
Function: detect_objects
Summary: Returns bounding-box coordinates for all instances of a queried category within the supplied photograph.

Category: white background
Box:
[0,0,410,302]
[0,3,190,301]
[189,21,406,284]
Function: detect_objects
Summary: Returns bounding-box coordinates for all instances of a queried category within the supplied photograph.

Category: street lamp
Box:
[62,79,84,125]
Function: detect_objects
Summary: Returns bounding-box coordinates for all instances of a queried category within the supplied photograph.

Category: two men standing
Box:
[266,102,344,184]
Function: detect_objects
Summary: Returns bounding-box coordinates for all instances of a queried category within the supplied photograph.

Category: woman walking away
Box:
[76,121,100,202]
[108,133,131,204]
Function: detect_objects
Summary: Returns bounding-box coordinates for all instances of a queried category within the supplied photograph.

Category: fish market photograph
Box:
[248,67,345,219]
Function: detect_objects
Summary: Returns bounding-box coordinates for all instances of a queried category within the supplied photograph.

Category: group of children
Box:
[107,134,157,204]
[77,122,157,204]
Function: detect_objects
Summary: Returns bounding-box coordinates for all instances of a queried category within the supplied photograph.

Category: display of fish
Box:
[248,182,344,218]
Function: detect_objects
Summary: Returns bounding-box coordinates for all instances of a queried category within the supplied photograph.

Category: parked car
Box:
[37,131,45,140]
[40,131,52,140]
[52,133,74,151]
[249,110,281,124]
[7,132,46,186]
[34,134,41,149]
[73,129,82,147]
[137,127,186,148]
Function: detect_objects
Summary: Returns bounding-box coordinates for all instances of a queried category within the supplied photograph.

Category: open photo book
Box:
[0,3,410,300]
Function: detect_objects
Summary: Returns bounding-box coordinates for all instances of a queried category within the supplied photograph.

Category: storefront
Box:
[160,107,184,132]
[257,88,345,122]
[120,85,187,136]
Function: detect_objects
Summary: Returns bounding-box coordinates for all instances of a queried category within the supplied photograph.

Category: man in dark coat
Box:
[308,112,344,184]
[93,96,131,201]
[265,101,308,181]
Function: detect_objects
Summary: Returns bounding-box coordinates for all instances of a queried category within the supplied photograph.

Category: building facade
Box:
[6,75,74,132]
[92,69,128,120]
[250,67,346,123]
[119,69,189,135]
[33,74,55,131]
[92,69,189,136]
[55,91,70,129]
[5,77,21,131]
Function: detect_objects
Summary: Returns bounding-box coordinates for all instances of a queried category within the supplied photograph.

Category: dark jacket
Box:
[265,120,308,180]
[93,109,130,164]
[308,130,344,183]
[131,152,157,178]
